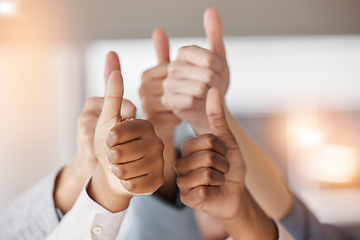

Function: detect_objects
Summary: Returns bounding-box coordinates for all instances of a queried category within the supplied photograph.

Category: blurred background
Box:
[1,0,360,234]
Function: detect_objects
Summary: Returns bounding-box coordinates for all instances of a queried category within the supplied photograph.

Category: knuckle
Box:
[138,85,145,97]
[176,177,185,190]
[78,113,94,126]
[203,169,214,183]
[162,77,171,90]
[185,96,196,108]
[224,160,230,173]
[203,133,218,148]
[109,148,122,163]
[181,138,193,155]
[84,97,95,108]
[177,45,195,58]
[178,46,188,55]
[197,186,209,202]
[205,69,215,85]
[83,97,101,111]
[167,62,178,75]
[116,165,127,179]
[106,128,118,147]
[124,180,135,192]
[142,119,155,131]
[141,69,151,81]
[193,83,206,97]
[204,151,217,167]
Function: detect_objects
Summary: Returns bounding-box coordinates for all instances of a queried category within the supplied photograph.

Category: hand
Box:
[175,87,245,220]
[161,8,229,132]
[90,70,165,211]
[139,29,180,135]
[176,88,278,239]
[53,52,126,214]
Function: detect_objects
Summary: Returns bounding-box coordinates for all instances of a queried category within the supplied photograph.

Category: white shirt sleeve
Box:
[46,181,126,240]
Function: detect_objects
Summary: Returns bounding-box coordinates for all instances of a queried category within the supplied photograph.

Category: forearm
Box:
[54,157,88,214]
[223,107,293,219]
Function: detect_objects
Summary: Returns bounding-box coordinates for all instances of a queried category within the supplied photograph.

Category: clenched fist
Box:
[89,67,165,212]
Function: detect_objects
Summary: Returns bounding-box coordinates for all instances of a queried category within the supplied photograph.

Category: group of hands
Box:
[54,8,277,239]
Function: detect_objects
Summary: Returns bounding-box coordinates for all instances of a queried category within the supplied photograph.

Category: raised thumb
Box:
[203,8,226,60]
[104,51,121,85]
[99,70,124,125]
[206,87,237,149]
[152,28,170,64]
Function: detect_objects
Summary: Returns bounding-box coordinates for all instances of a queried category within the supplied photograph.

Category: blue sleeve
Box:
[280,196,355,240]
[0,172,61,240]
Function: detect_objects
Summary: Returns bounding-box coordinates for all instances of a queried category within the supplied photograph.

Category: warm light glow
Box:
[299,131,323,145]
[286,112,360,186]
[300,145,359,184]
[286,111,323,147]
[0,1,17,16]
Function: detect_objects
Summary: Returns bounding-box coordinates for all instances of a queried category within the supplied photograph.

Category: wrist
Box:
[154,126,176,140]
[88,166,132,213]
[53,160,88,213]
[221,188,278,240]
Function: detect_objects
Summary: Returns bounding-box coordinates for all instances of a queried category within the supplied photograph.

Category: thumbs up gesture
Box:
[161,8,229,132]
[175,87,245,219]
[90,68,165,212]
[139,29,181,134]
[176,88,278,238]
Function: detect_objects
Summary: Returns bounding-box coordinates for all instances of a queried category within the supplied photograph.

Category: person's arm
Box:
[48,69,165,239]
[47,179,128,240]
[54,51,123,215]
[0,53,122,240]
[175,88,278,240]
[139,29,180,202]
[279,196,355,240]
[53,97,103,214]
[223,106,293,219]
[162,7,293,220]
[0,173,60,240]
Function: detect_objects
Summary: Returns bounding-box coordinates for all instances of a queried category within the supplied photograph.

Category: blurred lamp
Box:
[0,1,17,16]
[300,145,359,184]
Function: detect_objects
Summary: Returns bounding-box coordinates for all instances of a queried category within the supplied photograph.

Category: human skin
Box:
[161,7,293,221]
[176,88,278,240]
[87,69,165,212]
[139,29,181,202]
[53,52,136,214]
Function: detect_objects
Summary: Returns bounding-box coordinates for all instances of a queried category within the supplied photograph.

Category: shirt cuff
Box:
[47,178,127,240]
